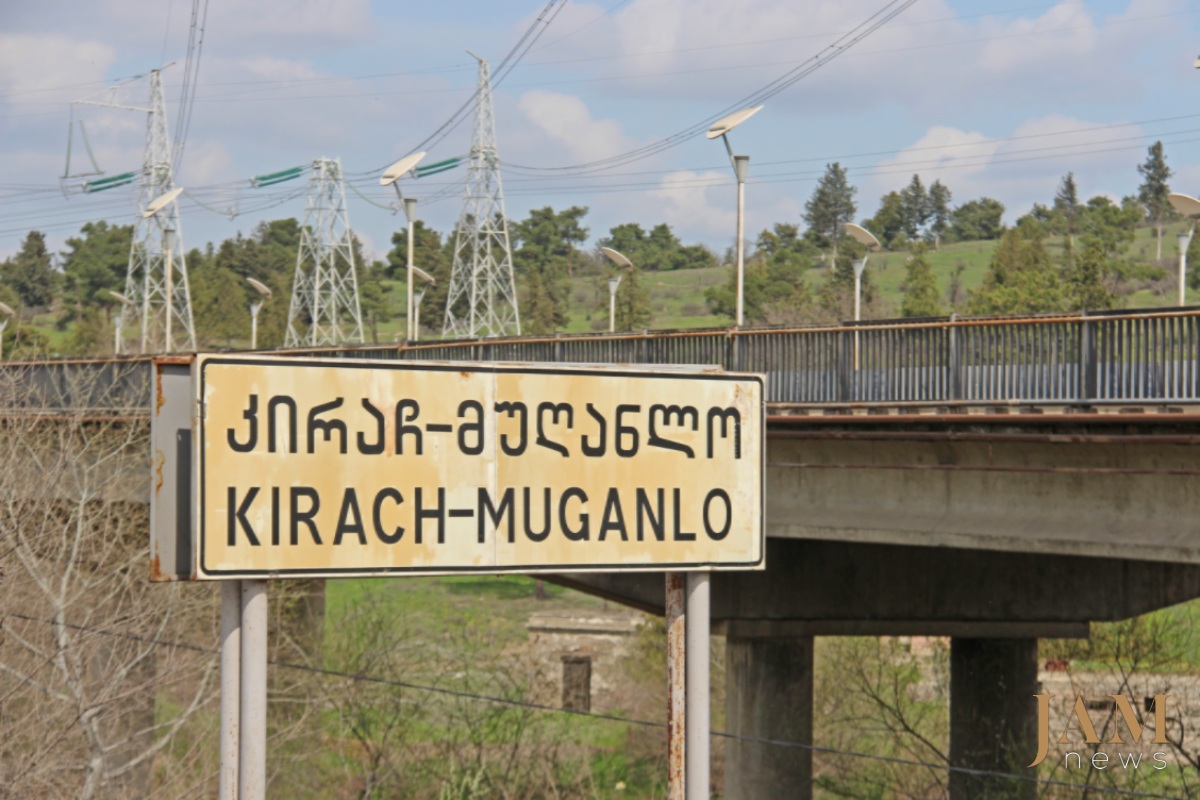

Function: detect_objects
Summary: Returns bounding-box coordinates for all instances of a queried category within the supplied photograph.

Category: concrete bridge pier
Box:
[949,637,1038,800]
[723,630,814,800]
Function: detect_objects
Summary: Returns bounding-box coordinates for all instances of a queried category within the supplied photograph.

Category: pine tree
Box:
[803,162,857,264]
[900,242,942,318]
[928,181,952,249]
[1064,239,1115,311]
[1,230,57,308]
[613,267,652,331]
[1137,141,1173,260]
[1053,172,1081,244]
[899,174,930,240]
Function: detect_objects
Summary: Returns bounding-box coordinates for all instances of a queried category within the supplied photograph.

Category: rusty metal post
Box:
[686,571,711,800]
[219,581,241,800]
[239,579,268,800]
[666,573,686,800]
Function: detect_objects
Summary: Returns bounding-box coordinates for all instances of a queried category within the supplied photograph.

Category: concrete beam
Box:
[767,437,1200,564]
[549,539,1200,628]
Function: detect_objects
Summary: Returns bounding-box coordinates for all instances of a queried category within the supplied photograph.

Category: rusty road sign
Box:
[152,354,765,580]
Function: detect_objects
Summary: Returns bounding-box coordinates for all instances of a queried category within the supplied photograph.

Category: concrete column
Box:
[949,638,1038,800]
[724,634,813,800]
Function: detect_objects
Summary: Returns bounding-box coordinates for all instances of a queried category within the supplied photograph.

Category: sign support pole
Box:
[666,573,686,800]
[218,581,241,800]
[239,580,268,800]
[685,571,711,800]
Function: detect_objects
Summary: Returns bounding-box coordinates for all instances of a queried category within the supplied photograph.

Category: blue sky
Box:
[3,0,1200,263]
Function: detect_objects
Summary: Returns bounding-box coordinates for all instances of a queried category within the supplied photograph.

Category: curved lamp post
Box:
[600,246,635,334]
[246,278,272,349]
[844,223,882,370]
[413,289,426,341]
[706,104,763,327]
[380,152,427,341]
[0,301,13,361]
[1169,193,1200,306]
[108,290,135,355]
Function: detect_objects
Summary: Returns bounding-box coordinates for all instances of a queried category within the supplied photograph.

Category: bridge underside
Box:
[549,419,1200,799]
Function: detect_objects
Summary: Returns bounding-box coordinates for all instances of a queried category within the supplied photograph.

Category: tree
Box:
[511,206,589,334]
[900,242,942,318]
[706,224,816,323]
[61,221,133,308]
[1137,141,1173,260]
[596,222,717,273]
[612,267,652,331]
[949,198,1005,242]
[803,162,857,262]
[1052,172,1081,244]
[863,191,909,251]
[189,262,249,345]
[0,366,215,797]
[928,180,952,249]
[899,174,929,240]
[386,220,452,336]
[967,227,1064,314]
[1064,238,1116,311]
[1,230,57,308]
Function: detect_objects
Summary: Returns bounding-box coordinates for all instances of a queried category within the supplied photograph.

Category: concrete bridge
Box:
[8,306,1200,798]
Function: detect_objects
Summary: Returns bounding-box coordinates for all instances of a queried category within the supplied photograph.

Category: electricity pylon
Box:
[285,157,364,347]
[121,68,195,353]
[443,56,521,338]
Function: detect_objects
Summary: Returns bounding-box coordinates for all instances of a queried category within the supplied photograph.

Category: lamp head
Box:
[1169,192,1200,220]
[380,152,427,186]
[600,246,633,270]
[247,277,272,299]
[705,105,764,140]
[143,187,184,218]
[844,222,882,251]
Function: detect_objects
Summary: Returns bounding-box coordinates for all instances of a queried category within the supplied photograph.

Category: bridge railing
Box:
[6,307,1200,412]
[331,307,1200,406]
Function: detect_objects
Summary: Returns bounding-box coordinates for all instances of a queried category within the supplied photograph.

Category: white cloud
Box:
[518,90,639,163]
[650,169,733,234]
[0,34,116,97]
[862,114,1152,222]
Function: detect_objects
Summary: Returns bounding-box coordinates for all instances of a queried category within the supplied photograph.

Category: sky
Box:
[3,0,1200,264]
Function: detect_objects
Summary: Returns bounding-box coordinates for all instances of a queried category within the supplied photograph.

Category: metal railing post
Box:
[1081,314,1098,402]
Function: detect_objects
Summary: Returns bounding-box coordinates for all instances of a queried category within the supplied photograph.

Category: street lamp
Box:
[844,223,882,325]
[600,246,634,334]
[1168,193,1200,306]
[108,290,135,355]
[413,289,425,342]
[380,152,427,341]
[246,278,272,349]
[143,186,185,352]
[706,104,763,327]
[0,301,13,361]
[844,223,882,370]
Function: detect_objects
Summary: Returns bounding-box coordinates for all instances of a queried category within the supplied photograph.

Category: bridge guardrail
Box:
[6,306,1200,413]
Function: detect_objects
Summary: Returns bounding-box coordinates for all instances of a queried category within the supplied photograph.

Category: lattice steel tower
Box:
[443,56,521,338]
[285,157,364,347]
[126,68,195,353]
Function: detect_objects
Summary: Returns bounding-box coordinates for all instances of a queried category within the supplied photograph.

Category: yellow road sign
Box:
[155,354,764,579]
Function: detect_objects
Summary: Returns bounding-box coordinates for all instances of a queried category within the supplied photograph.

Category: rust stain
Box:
[665,572,686,800]
[156,367,165,414]
[149,554,165,582]
[154,450,165,494]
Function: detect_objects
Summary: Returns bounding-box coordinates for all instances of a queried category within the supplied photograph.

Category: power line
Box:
[0,609,1184,799]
